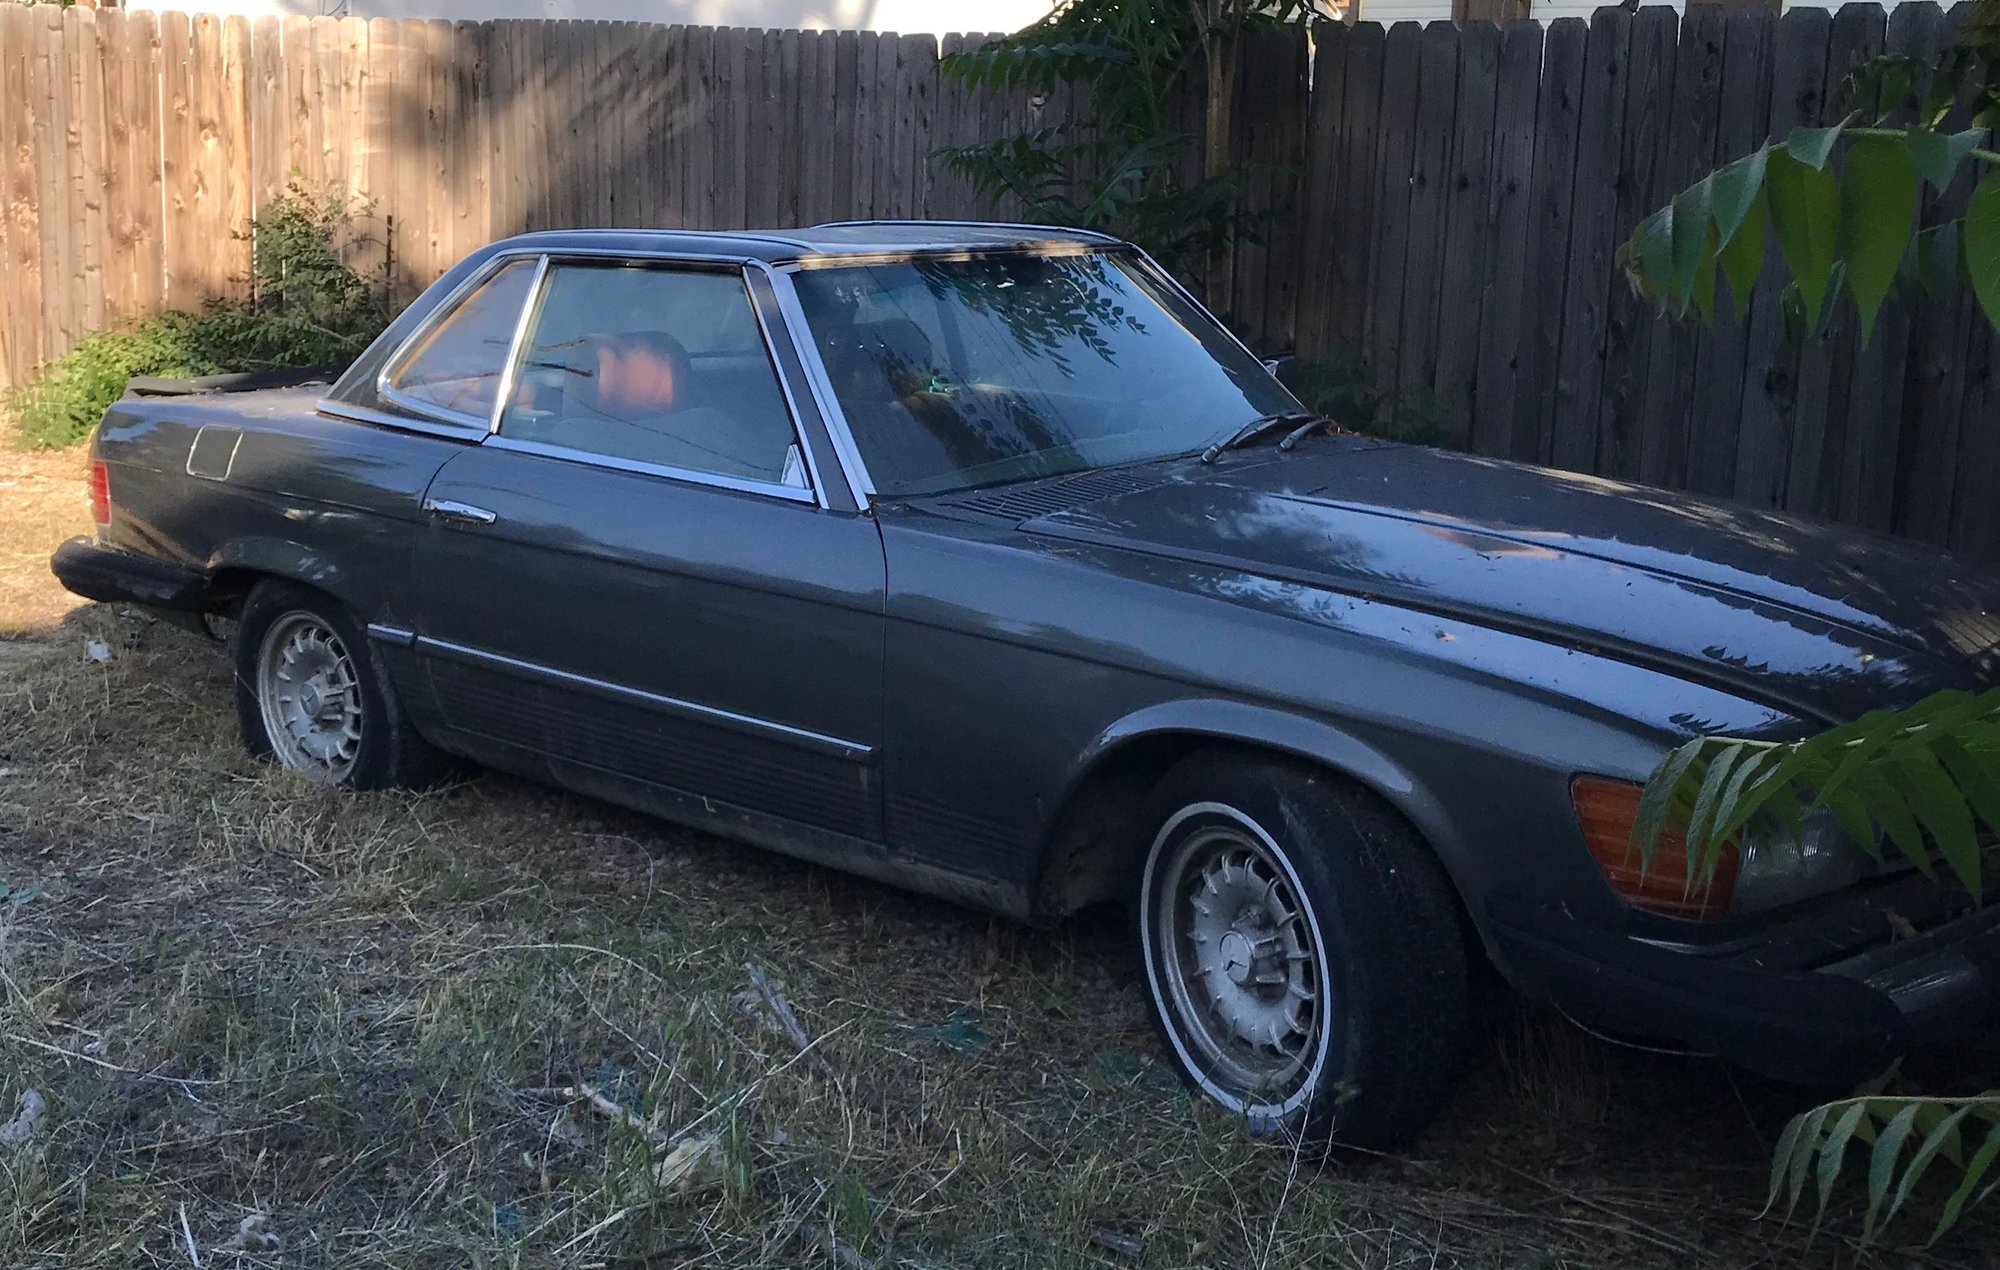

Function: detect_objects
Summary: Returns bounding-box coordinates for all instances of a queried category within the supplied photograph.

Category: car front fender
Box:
[1054,696,1473,905]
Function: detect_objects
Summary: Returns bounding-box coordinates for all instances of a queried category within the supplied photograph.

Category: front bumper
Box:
[1485,882,2000,1085]
[49,536,206,612]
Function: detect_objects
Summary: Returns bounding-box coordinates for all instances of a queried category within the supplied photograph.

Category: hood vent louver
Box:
[942,467,1170,522]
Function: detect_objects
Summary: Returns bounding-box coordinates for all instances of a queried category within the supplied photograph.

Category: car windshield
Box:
[789,249,1300,497]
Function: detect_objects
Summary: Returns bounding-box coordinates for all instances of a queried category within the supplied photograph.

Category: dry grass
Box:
[1,445,1996,1267]
[0,446,88,640]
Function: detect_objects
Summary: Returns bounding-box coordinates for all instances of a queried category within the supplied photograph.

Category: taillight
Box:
[1571,775,1740,922]
[88,459,111,526]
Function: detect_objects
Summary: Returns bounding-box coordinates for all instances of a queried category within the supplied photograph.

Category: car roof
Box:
[477,220,1125,263]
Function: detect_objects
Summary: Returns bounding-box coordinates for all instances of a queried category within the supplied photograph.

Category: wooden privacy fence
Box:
[1292,2,1998,558]
[2,5,1995,559]
[0,7,1093,388]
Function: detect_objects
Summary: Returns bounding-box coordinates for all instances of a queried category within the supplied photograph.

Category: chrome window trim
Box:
[740,267,835,511]
[806,218,1124,245]
[761,263,880,503]
[376,255,541,430]
[785,242,1108,271]
[485,253,551,433]
[485,434,817,504]
[316,398,486,441]
[485,255,826,508]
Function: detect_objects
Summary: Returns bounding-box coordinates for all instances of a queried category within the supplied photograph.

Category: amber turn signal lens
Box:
[88,459,110,526]
[1571,775,1739,922]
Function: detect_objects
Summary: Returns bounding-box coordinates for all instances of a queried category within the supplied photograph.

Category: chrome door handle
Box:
[423,498,498,526]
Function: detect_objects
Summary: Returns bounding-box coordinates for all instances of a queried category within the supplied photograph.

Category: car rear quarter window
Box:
[495,262,805,490]
[384,258,537,423]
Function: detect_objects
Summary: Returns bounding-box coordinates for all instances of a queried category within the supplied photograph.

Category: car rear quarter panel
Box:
[878,508,1795,932]
[95,390,468,626]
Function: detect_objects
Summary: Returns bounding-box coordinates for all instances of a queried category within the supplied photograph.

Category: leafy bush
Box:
[1280,356,1449,446]
[8,319,221,449]
[936,1,1328,274]
[9,179,387,449]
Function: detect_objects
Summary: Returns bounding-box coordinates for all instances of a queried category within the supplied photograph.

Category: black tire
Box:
[233,580,451,791]
[1135,750,1468,1152]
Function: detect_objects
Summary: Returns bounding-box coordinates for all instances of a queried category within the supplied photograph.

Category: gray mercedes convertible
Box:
[52,222,2000,1150]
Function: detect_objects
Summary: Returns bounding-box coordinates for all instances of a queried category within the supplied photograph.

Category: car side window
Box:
[496,262,806,490]
[384,258,537,422]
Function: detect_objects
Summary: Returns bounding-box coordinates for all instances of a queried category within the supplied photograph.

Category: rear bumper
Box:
[1485,893,2000,1085]
[49,537,206,612]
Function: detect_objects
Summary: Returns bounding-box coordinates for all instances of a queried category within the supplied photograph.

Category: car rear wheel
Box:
[1137,752,1468,1151]
[234,581,449,790]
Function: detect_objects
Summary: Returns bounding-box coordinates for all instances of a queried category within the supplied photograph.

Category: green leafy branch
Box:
[1770,1094,2000,1243]
[1636,690,2000,1243]
[1619,119,2000,339]
[1633,687,2000,900]
[1624,0,2000,340]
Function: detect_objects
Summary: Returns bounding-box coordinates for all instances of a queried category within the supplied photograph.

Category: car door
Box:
[408,256,888,844]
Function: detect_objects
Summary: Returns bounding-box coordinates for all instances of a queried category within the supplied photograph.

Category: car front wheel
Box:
[234,581,448,790]
[1137,752,1468,1151]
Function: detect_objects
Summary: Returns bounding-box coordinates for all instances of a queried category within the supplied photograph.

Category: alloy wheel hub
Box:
[1149,819,1325,1107]
[1187,854,1315,1052]
[257,613,363,782]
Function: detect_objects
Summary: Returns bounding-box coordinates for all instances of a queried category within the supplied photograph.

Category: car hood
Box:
[1014,438,2000,723]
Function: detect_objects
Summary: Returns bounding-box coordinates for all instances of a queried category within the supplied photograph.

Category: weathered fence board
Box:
[1467,19,1541,457]
[3,6,1996,562]
[1434,19,1499,450]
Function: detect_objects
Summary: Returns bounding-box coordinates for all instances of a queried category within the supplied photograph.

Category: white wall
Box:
[122,0,1056,32]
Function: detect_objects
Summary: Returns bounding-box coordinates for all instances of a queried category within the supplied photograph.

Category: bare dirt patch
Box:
[0,444,88,642]
[0,475,1994,1267]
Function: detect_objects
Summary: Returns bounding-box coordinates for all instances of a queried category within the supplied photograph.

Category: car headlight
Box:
[1573,776,1874,922]
[1729,812,1876,916]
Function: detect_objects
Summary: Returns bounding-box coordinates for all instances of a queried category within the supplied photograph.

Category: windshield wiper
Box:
[1277,416,1335,451]
[1198,411,1318,463]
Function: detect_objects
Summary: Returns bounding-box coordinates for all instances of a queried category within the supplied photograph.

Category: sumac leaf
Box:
[1712,147,1772,247]
[1671,177,1716,304]
[1820,1101,1873,1212]
[1935,1124,2000,1242]
[1966,170,2000,330]
[1889,1106,1975,1227]
[1866,1104,1922,1237]
[1719,184,1769,319]
[1895,748,1984,897]
[1767,150,1841,323]
[1840,136,1921,338]
[1904,126,1987,192]
[1636,205,1676,305]
[1692,223,1720,324]
[1787,120,1850,170]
